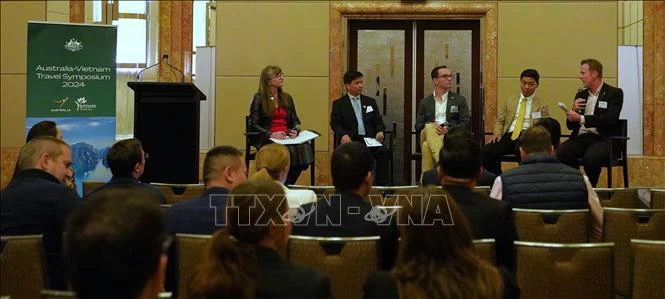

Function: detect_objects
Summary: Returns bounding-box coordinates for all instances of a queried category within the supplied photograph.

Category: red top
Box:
[270,107,288,132]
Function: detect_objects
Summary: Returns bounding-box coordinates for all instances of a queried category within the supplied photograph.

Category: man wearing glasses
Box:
[483,69,549,175]
[415,66,470,177]
[86,138,166,204]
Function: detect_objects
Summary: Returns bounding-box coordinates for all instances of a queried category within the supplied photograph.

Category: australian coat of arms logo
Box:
[64,38,83,52]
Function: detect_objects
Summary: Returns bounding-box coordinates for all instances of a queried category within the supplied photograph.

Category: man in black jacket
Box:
[557,58,624,186]
[437,137,517,271]
[292,142,398,270]
[1,137,81,290]
[330,70,389,185]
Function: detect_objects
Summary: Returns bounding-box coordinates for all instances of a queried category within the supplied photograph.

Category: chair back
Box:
[152,183,205,205]
[473,186,491,197]
[82,181,105,196]
[0,235,48,299]
[41,290,76,299]
[602,208,665,296]
[650,189,665,209]
[594,188,640,208]
[513,209,589,243]
[473,239,496,265]
[630,239,665,299]
[175,234,212,299]
[515,241,614,299]
[288,235,380,299]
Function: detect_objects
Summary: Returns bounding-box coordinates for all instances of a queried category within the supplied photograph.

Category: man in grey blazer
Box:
[415,66,470,172]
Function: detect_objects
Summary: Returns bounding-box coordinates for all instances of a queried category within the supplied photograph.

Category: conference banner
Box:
[26,22,117,195]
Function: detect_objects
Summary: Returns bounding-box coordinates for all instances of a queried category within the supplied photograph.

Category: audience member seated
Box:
[86,138,165,204]
[1,137,81,290]
[490,124,603,240]
[165,146,247,235]
[250,143,316,207]
[421,127,497,187]
[163,146,247,295]
[436,137,517,271]
[292,142,399,270]
[17,120,76,191]
[188,180,331,299]
[363,186,519,299]
[65,188,168,299]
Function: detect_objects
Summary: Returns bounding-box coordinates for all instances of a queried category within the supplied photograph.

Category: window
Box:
[93,0,149,69]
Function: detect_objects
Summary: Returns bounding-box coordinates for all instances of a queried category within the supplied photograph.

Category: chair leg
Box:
[310,162,315,186]
[623,164,629,188]
[607,166,612,188]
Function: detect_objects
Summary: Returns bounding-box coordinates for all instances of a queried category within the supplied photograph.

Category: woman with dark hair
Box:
[26,120,62,142]
[188,180,330,299]
[364,186,519,299]
[248,65,313,185]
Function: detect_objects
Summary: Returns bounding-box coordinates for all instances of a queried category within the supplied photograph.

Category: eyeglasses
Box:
[270,73,285,80]
[437,74,455,80]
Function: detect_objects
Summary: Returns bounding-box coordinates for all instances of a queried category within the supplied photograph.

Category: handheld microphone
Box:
[576,86,588,114]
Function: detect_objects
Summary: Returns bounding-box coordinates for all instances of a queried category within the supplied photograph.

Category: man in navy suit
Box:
[330,70,389,185]
[557,59,624,187]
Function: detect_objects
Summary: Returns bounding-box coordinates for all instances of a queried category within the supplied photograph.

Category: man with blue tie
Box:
[330,70,389,185]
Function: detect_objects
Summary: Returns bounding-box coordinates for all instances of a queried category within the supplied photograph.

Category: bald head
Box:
[17,136,72,183]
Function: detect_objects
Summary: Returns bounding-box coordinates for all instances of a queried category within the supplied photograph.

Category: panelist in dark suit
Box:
[188,180,331,299]
[249,65,313,185]
[292,142,398,270]
[438,137,518,271]
[557,59,624,187]
[330,70,389,185]
[415,66,470,172]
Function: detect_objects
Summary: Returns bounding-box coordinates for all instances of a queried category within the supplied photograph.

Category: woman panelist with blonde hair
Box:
[248,65,313,185]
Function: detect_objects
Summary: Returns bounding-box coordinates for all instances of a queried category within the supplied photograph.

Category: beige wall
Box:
[497,1,618,134]
[215,1,330,149]
[618,0,643,45]
[1,1,46,148]
[47,0,69,22]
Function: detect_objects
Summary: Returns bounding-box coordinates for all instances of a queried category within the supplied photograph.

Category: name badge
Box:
[450,106,459,113]
[531,111,542,119]
[598,101,608,109]
[366,105,374,113]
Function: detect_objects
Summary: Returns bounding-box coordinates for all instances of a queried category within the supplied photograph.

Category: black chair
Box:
[333,122,396,186]
[602,119,629,188]
[410,130,422,185]
[244,116,316,186]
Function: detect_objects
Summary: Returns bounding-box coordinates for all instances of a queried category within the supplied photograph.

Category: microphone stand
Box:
[136,54,185,82]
